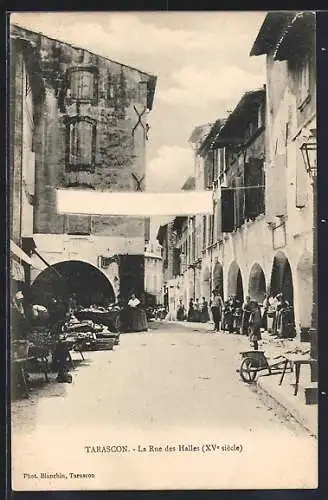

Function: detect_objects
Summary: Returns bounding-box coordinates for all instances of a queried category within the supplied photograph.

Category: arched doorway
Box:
[213,261,224,298]
[227,261,244,302]
[248,263,266,303]
[202,265,211,301]
[31,260,115,308]
[270,252,294,305]
[296,250,312,330]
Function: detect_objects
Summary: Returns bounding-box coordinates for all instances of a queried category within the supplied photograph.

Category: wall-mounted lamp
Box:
[300,128,317,178]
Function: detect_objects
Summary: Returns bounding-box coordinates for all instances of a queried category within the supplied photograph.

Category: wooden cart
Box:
[238,350,293,384]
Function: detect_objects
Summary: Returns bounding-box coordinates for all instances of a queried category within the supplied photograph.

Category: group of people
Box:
[262,292,295,338]
[176,297,210,323]
[174,288,295,342]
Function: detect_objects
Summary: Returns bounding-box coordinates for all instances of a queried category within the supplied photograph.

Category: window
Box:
[206,152,214,188]
[219,148,225,180]
[213,150,219,181]
[221,187,235,233]
[138,81,148,104]
[233,177,244,229]
[66,116,96,172]
[203,215,207,249]
[208,214,214,245]
[244,159,265,220]
[69,67,98,103]
[216,200,222,240]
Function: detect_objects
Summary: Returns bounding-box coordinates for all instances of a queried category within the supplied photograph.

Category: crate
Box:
[94,338,115,351]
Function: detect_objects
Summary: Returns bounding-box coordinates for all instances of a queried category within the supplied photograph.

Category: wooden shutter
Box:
[245,158,264,219]
[234,176,243,228]
[295,148,308,208]
[266,153,287,219]
[70,69,96,101]
[221,187,235,233]
[216,197,222,240]
[203,215,207,248]
[173,248,180,276]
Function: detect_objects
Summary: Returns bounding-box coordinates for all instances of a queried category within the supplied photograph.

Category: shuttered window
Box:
[234,176,244,228]
[244,158,265,219]
[295,148,308,208]
[266,153,287,218]
[216,198,222,241]
[221,187,235,233]
[69,67,98,103]
[219,148,225,179]
[173,248,181,277]
[66,117,97,172]
[208,214,214,245]
[203,215,207,248]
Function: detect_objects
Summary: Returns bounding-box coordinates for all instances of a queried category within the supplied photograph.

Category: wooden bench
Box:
[279,356,316,396]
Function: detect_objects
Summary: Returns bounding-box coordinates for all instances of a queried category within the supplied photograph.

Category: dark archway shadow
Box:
[227,261,244,302]
[248,263,266,303]
[270,251,294,305]
[213,261,224,299]
[31,260,115,308]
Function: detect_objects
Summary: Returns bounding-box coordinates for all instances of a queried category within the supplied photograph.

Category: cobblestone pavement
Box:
[11,321,317,490]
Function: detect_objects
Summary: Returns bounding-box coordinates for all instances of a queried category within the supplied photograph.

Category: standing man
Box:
[210,289,224,332]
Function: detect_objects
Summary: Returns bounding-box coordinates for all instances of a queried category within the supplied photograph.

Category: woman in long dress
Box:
[241,296,252,335]
[200,297,210,323]
[176,299,186,321]
[248,301,262,350]
[194,298,201,322]
[187,298,195,322]
[128,293,148,332]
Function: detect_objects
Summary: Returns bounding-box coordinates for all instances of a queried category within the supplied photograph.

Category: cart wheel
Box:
[240,357,258,384]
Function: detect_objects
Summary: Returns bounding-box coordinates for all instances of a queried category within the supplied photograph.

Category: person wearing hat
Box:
[210,289,224,332]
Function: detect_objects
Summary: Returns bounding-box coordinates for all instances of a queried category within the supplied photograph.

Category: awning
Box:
[11,259,25,281]
[10,240,46,271]
[10,240,33,265]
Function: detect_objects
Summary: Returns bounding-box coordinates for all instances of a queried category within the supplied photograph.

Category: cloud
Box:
[158,63,265,108]
[146,145,194,193]
[10,12,238,71]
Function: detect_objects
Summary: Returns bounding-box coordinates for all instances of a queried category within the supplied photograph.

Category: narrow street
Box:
[12,321,317,491]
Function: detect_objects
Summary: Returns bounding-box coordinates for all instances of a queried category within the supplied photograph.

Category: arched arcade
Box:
[248,263,266,304]
[30,260,116,308]
[227,261,244,302]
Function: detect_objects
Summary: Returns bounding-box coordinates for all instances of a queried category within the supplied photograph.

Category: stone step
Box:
[294,365,318,405]
[282,365,318,406]
[304,387,318,405]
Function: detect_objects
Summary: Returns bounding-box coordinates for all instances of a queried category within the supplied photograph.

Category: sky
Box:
[11,11,266,238]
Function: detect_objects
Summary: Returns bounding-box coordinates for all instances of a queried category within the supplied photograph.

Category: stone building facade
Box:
[164,11,316,337]
[250,11,316,336]
[144,242,163,305]
[10,24,156,306]
[10,32,46,301]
